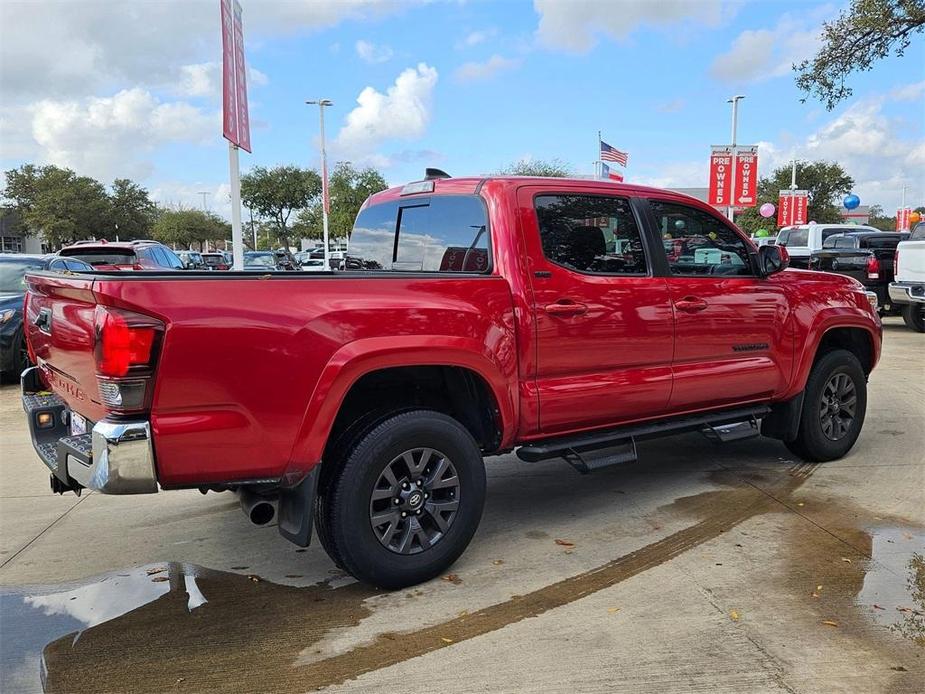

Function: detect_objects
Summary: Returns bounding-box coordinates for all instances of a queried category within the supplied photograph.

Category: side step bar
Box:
[517,405,771,472]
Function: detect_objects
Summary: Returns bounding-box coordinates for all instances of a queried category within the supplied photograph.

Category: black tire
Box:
[315,410,486,589]
[785,349,867,462]
[902,304,925,333]
[1,332,29,385]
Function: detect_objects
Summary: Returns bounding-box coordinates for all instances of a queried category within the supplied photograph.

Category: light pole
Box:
[306,99,333,270]
[727,95,745,221]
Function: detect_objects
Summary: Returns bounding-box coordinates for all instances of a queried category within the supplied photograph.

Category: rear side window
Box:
[60,249,136,266]
[347,195,490,273]
[911,224,925,240]
[778,228,808,246]
[835,237,855,249]
[534,194,647,275]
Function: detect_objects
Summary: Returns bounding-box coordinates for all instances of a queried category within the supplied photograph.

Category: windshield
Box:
[912,224,925,241]
[244,253,276,268]
[0,258,45,292]
[59,248,135,266]
[778,228,808,247]
[202,254,225,266]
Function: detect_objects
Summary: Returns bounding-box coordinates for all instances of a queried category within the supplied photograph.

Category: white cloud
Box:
[22,88,218,181]
[456,28,498,49]
[334,64,439,157]
[710,15,822,83]
[454,55,521,82]
[890,80,925,102]
[534,0,726,52]
[175,62,268,99]
[355,40,394,64]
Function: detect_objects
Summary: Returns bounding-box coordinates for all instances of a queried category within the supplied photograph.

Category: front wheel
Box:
[315,410,486,589]
[785,349,867,462]
[902,303,925,333]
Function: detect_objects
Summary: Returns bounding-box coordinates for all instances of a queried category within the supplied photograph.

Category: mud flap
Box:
[277,467,319,547]
[760,391,805,442]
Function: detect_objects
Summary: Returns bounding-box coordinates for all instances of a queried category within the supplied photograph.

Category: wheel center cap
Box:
[406,490,424,510]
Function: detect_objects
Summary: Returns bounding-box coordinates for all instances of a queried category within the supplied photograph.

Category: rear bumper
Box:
[889,282,925,305]
[21,366,158,494]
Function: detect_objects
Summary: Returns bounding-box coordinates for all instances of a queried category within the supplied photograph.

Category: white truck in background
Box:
[776,223,879,269]
[889,222,925,332]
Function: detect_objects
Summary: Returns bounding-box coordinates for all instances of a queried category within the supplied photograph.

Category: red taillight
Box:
[94,306,161,377]
[866,256,880,280]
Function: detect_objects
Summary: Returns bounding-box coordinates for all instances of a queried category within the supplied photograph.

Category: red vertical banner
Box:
[232,0,251,153]
[220,0,237,144]
[777,191,792,227]
[733,146,758,207]
[708,147,733,207]
[896,207,911,231]
[792,191,808,225]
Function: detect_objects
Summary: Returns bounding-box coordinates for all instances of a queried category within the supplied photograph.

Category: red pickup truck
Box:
[21,175,881,588]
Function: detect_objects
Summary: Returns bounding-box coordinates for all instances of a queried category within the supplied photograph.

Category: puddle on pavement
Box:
[857,527,925,646]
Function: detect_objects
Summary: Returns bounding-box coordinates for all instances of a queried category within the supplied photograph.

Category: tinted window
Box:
[835,237,855,249]
[534,194,647,275]
[822,235,841,248]
[911,224,925,241]
[650,200,753,276]
[778,228,808,247]
[59,249,136,266]
[348,195,490,273]
[162,248,184,269]
[821,228,844,241]
[0,258,45,292]
[861,235,904,249]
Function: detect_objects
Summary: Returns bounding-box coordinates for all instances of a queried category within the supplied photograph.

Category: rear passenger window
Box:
[347,195,490,273]
[835,237,854,249]
[649,200,753,276]
[534,194,647,275]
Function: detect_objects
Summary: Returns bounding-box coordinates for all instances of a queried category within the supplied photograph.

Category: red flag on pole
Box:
[221,0,251,152]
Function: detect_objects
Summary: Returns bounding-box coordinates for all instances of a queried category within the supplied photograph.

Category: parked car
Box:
[889,222,925,332]
[809,231,909,313]
[243,251,284,271]
[58,240,185,271]
[176,250,206,270]
[202,252,231,271]
[0,254,92,380]
[20,174,881,589]
[777,223,880,269]
[295,252,326,272]
[273,248,299,271]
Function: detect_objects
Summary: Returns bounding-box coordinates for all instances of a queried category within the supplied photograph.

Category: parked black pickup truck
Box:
[810,231,910,313]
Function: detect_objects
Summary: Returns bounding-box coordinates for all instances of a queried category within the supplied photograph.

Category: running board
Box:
[562,439,637,475]
[700,417,760,443]
[516,405,771,465]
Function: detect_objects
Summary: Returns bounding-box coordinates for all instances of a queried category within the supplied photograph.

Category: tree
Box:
[152,209,229,251]
[293,162,388,242]
[497,158,571,177]
[240,165,320,250]
[867,204,896,231]
[734,161,854,236]
[795,0,925,110]
[109,179,155,240]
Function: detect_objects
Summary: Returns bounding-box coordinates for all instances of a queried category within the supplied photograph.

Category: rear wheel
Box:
[315,410,486,589]
[785,349,866,462]
[901,303,925,333]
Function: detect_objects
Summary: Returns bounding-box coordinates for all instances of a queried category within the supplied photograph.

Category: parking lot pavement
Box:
[1,317,922,693]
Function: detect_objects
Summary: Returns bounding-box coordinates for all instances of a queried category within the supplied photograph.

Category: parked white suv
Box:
[776,223,880,269]
[889,222,925,332]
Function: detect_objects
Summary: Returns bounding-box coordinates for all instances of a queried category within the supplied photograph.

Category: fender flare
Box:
[282,336,518,482]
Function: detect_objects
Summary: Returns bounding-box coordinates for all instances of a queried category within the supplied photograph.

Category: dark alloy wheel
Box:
[818,372,857,441]
[315,409,486,589]
[785,349,867,462]
[369,447,460,555]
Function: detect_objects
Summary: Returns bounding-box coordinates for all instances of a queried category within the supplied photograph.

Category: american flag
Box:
[600,140,628,166]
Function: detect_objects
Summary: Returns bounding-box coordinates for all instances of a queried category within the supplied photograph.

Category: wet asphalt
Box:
[0,317,922,693]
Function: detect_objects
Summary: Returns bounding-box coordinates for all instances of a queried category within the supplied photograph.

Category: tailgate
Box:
[897,241,925,284]
[24,273,107,422]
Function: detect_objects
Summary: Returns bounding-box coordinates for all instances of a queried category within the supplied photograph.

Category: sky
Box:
[1,0,923,220]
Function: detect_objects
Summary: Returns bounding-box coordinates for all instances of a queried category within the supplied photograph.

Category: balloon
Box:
[910,211,922,225]
[809,220,817,225]
[756,228,769,237]
[759,202,775,218]
[843,194,860,210]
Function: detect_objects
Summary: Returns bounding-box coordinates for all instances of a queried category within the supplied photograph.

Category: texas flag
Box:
[601,162,624,182]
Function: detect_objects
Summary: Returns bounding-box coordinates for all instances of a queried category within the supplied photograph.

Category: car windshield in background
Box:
[202,255,224,266]
[911,224,925,240]
[244,253,276,268]
[778,228,808,246]
[0,258,46,292]
[59,249,135,266]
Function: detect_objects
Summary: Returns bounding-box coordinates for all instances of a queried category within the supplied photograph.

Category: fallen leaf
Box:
[151,576,169,583]
[492,560,504,566]
[554,539,574,547]
[175,678,185,684]
[146,567,167,575]
[891,666,908,672]
[897,606,912,613]
[440,637,453,644]
[822,620,839,627]
[841,557,852,564]
[873,604,886,610]
[607,607,621,614]
[811,592,820,598]
[730,610,740,621]
[817,585,823,591]
[442,574,462,585]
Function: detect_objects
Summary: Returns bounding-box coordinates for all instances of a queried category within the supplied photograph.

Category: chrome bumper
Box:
[21,366,158,494]
[889,282,925,305]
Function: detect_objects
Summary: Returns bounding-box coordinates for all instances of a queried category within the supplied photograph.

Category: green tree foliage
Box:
[109,179,156,240]
[497,158,571,177]
[867,204,897,231]
[152,209,230,251]
[735,161,854,236]
[795,0,925,110]
[240,165,321,249]
[294,162,388,241]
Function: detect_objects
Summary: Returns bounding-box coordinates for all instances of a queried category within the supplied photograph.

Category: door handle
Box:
[544,301,588,316]
[674,297,708,313]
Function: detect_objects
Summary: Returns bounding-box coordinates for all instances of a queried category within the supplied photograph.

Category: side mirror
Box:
[758,244,789,276]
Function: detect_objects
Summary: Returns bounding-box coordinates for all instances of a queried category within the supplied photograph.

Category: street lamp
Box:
[306,99,333,270]
[726,95,745,221]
